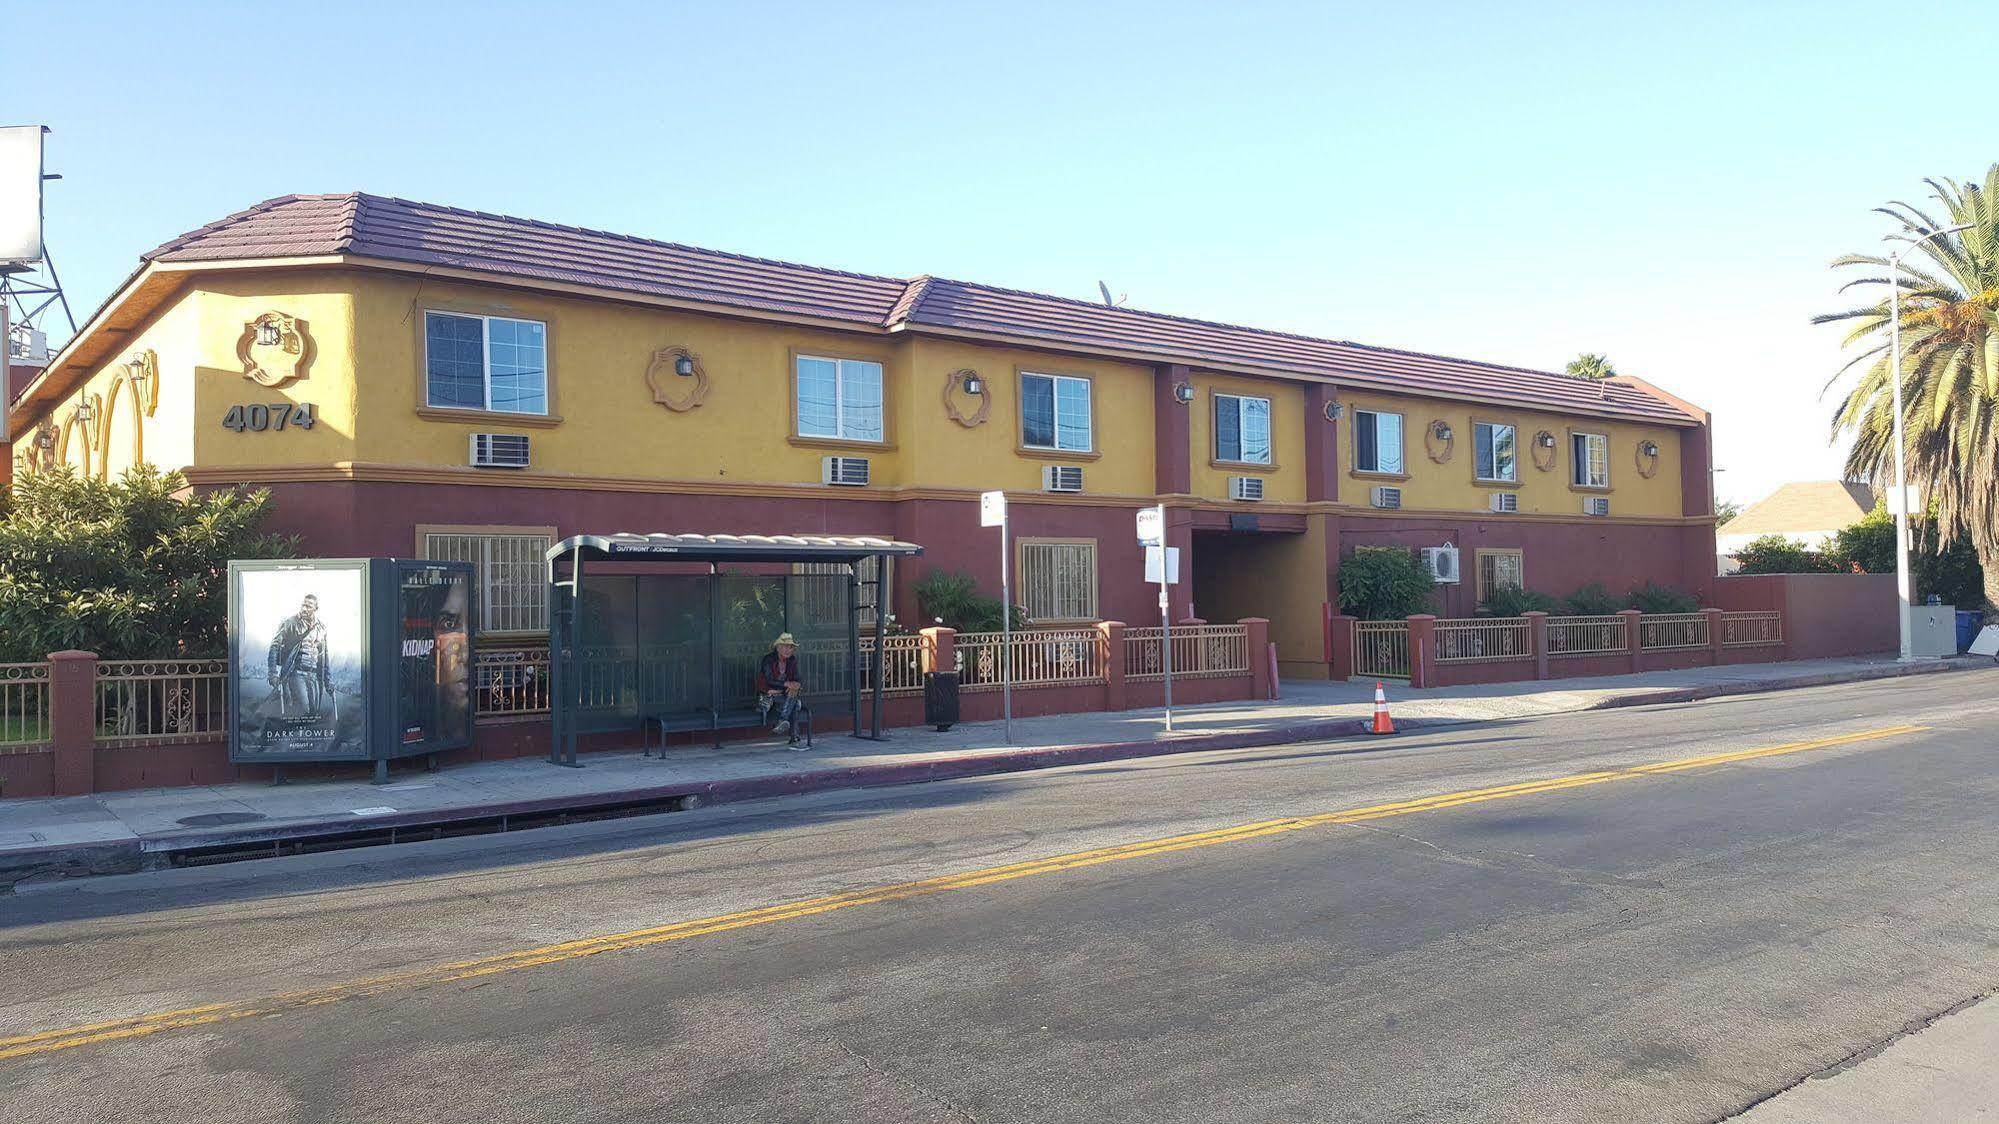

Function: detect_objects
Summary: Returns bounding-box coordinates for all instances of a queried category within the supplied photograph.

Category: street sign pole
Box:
[1156,504,1173,733]
[982,490,1012,743]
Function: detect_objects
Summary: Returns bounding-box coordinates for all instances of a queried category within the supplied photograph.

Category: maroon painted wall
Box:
[1715,573,1896,659]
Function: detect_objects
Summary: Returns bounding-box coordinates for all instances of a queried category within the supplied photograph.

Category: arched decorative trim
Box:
[942,369,990,427]
[645,346,710,412]
[1529,429,1558,472]
[1424,418,1456,464]
[238,312,313,387]
[1634,438,1661,479]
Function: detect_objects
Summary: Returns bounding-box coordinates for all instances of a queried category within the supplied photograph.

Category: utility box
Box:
[228,558,477,779]
[1907,604,1959,659]
[923,671,960,731]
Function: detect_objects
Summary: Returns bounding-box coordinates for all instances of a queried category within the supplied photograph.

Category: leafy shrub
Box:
[0,466,294,660]
[1627,582,1700,614]
[1733,535,1841,575]
[1336,547,1436,620]
[913,569,1027,632]
[1481,586,1560,617]
[1562,583,1625,616]
[1833,503,1986,606]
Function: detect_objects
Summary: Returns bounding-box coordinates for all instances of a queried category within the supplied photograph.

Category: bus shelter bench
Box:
[642,696,813,752]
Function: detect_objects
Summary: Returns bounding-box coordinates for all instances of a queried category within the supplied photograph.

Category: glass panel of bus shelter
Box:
[786,565,855,713]
[636,574,713,718]
[571,575,637,731]
[718,570,789,709]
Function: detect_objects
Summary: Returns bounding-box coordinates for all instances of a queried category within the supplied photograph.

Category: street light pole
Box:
[1886,221,1970,661]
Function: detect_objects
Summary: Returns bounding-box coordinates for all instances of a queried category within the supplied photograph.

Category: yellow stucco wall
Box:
[1337,389,1683,519]
[189,274,364,469]
[1188,372,1305,504]
[15,291,199,482]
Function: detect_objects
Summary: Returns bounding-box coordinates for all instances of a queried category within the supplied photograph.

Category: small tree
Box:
[0,467,294,660]
[913,569,1026,632]
[1566,353,1619,380]
[1337,547,1436,620]
[1832,503,1986,607]
[1733,535,1840,575]
[1562,583,1625,616]
[1716,499,1742,526]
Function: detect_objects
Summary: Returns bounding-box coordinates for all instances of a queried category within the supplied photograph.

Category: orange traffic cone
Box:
[1370,680,1396,735]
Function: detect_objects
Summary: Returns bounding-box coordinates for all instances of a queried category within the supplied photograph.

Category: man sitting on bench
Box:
[759,633,809,749]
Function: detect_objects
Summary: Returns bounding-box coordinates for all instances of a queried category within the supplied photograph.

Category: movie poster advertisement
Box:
[396,563,473,750]
[231,562,368,760]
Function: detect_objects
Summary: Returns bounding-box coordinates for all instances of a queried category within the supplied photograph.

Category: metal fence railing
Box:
[474,643,553,717]
[956,629,1104,691]
[94,659,228,745]
[1434,617,1533,664]
[1546,615,1627,657]
[1639,613,1710,651]
[1352,620,1411,679]
[0,662,52,748]
[1123,624,1250,682]
[863,634,929,696]
[1720,611,1784,648]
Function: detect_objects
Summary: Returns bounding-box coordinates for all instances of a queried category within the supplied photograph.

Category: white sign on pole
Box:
[1144,545,1180,585]
[1135,507,1163,547]
[979,490,1007,528]
[0,126,46,268]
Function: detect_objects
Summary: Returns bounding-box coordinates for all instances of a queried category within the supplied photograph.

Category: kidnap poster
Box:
[231,562,368,759]
[396,564,473,748]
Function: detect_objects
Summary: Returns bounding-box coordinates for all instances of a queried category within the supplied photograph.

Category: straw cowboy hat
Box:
[773,633,797,648]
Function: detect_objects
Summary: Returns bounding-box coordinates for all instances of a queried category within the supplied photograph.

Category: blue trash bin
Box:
[1956,610,1983,653]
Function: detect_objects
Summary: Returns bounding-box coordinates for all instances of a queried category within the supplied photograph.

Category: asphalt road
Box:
[2,669,1997,1123]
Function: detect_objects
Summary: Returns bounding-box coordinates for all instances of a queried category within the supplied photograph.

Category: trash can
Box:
[1957,610,1983,653]
[923,671,960,731]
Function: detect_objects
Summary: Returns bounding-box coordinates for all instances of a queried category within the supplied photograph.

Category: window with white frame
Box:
[422,530,554,633]
[1353,409,1404,474]
[424,312,548,414]
[1474,422,1518,482]
[1020,372,1093,452]
[795,355,884,442]
[792,556,881,629]
[1019,540,1098,621]
[1214,393,1273,464]
[1572,432,1610,488]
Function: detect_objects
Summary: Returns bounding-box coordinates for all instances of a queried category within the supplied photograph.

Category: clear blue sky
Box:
[16,0,1998,504]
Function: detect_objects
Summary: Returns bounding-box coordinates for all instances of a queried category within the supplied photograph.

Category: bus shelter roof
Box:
[547,532,924,565]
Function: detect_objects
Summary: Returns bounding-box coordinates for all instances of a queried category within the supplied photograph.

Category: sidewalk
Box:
[0,654,1983,886]
[1731,995,1999,1122]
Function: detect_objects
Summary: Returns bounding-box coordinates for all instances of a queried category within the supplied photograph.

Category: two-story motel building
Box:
[5,194,1716,676]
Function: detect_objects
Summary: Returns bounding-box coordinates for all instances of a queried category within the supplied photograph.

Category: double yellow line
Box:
[0,723,1924,1062]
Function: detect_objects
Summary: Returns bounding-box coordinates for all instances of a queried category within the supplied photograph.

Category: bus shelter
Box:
[545,532,924,767]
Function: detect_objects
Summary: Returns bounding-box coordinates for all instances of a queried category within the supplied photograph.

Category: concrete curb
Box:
[2,656,1981,889]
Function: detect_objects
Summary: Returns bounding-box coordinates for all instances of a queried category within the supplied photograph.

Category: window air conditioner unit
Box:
[1422,544,1461,584]
[1488,491,1519,513]
[1042,464,1084,493]
[469,433,530,469]
[822,456,871,486]
[1369,486,1402,509]
[1583,496,1611,517]
[1228,476,1264,502]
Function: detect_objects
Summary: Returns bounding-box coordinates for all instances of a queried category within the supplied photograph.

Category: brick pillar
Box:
[1301,384,1341,504]
[1098,621,1128,710]
[1619,609,1644,673]
[1153,364,1193,496]
[1524,611,1550,680]
[1329,614,1356,680]
[1702,607,1726,665]
[48,650,98,797]
[920,627,955,675]
[1407,615,1437,688]
[1241,618,1271,699]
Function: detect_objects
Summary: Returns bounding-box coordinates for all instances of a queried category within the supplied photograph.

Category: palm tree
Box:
[1566,353,1618,380]
[1817,167,1999,610]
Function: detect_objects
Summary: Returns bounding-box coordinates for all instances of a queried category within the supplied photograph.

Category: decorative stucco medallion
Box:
[942,369,990,427]
[1530,430,1558,472]
[237,313,312,388]
[1634,439,1661,479]
[1424,419,1456,464]
[646,347,710,412]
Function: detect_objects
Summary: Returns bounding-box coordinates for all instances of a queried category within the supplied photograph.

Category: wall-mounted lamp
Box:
[73,400,95,425]
[674,353,696,377]
[127,356,152,386]
[1536,431,1556,449]
[1432,422,1453,441]
[256,319,282,347]
[1640,440,1660,457]
[961,371,985,396]
[1173,383,1195,405]
[35,431,54,450]
[1323,401,1345,421]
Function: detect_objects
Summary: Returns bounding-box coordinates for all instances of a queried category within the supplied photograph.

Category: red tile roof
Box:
[143,194,1701,425]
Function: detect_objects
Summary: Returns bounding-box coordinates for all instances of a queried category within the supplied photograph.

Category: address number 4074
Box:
[222,403,316,432]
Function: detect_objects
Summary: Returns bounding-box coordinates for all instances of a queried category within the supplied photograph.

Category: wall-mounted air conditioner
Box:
[1583,496,1611,517]
[1422,544,1461,584]
[1042,464,1084,493]
[822,456,871,486]
[1228,476,1264,502]
[1488,491,1519,513]
[1370,486,1402,509]
[469,433,530,469]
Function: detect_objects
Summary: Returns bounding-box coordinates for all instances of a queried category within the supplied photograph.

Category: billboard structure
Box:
[0,125,43,269]
[229,559,475,781]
